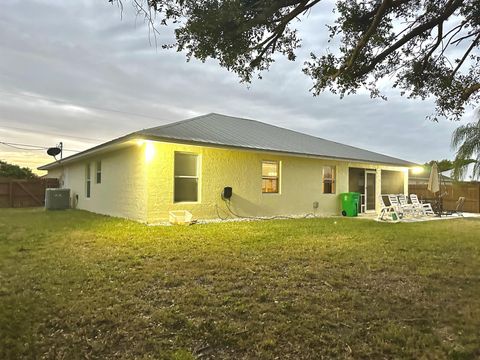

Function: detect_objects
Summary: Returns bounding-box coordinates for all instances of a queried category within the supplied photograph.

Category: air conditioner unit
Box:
[45,188,71,210]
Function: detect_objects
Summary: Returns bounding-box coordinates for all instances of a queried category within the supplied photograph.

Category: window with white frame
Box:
[85,163,91,198]
[322,166,336,194]
[174,152,199,202]
[262,161,280,193]
[96,161,102,184]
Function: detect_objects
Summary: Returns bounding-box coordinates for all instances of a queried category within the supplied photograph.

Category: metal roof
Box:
[39,113,415,170]
[136,113,414,166]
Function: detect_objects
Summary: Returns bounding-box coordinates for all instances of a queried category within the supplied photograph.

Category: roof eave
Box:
[38,133,417,171]
[139,134,417,167]
[37,133,141,170]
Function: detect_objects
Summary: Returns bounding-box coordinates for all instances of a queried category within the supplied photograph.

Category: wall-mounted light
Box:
[135,139,155,163]
[145,141,155,163]
[411,166,423,174]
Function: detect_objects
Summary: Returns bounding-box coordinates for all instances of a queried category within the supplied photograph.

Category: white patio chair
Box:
[410,194,435,216]
[387,194,402,216]
[378,196,400,222]
[398,194,422,217]
[388,194,414,217]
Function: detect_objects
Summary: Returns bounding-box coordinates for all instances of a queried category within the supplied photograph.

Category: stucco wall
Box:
[46,140,409,223]
[44,168,63,179]
[55,146,147,222]
[142,141,409,223]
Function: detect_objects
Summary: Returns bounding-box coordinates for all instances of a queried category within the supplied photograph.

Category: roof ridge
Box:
[205,113,411,163]
[39,112,416,170]
[138,112,216,133]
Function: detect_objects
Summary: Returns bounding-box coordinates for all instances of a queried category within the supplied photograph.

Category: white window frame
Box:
[322,165,336,194]
[96,161,102,184]
[85,163,91,198]
[173,152,200,203]
[262,160,280,194]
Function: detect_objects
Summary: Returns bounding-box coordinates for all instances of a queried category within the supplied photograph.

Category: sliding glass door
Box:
[365,171,376,212]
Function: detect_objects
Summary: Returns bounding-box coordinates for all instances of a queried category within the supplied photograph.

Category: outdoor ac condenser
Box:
[45,188,71,210]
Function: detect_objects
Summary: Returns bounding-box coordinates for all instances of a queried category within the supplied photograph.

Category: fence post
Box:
[478,183,480,213]
[9,180,14,208]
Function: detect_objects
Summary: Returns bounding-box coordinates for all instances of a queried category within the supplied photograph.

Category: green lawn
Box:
[1,209,479,359]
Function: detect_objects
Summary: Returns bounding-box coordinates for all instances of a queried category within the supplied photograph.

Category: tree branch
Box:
[357,0,410,24]
[451,33,480,78]
[343,0,393,72]
[462,83,480,101]
[451,30,480,45]
[250,0,321,66]
[422,22,443,68]
[356,0,463,77]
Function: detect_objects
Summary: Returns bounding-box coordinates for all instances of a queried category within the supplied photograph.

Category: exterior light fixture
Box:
[145,141,155,163]
[411,166,423,174]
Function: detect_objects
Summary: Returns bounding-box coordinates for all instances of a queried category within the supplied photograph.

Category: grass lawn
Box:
[1,209,480,359]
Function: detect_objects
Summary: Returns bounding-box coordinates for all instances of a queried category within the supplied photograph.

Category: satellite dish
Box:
[47,147,61,157]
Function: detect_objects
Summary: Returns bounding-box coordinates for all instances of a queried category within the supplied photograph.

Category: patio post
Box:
[403,168,409,196]
[375,168,382,214]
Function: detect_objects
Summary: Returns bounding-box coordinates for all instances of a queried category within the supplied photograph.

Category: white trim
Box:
[365,170,376,212]
[85,163,91,199]
[173,152,200,203]
[39,137,417,171]
[261,160,281,194]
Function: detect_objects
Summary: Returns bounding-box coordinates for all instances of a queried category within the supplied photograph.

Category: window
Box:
[322,166,336,194]
[85,163,91,198]
[262,161,279,193]
[174,152,199,202]
[96,161,102,184]
[381,170,404,194]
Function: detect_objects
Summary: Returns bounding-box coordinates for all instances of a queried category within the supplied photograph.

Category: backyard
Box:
[1,209,479,359]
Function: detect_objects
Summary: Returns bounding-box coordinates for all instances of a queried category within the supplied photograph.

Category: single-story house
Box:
[39,113,415,223]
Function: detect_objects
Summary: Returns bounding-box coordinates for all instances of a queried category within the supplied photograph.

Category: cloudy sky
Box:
[0,0,476,174]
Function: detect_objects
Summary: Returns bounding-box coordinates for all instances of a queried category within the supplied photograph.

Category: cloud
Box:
[0,0,473,174]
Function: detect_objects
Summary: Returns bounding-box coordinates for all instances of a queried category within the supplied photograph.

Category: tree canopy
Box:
[451,112,480,178]
[114,0,480,120]
[424,159,457,173]
[424,158,475,173]
[0,161,38,179]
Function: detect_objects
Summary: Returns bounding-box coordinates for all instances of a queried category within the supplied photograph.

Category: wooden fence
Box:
[0,178,59,208]
[409,181,480,213]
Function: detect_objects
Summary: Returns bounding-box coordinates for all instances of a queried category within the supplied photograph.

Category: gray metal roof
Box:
[39,112,415,170]
[136,113,414,166]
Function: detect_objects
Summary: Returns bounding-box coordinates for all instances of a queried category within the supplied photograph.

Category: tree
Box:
[113,0,480,120]
[424,158,476,176]
[0,161,38,179]
[451,110,480,179]
[424,159,455,173]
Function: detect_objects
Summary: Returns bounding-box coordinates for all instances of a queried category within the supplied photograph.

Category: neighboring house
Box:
[39,113,415,223]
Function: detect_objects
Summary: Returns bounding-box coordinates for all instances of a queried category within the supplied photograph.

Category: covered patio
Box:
[348,167,407,214]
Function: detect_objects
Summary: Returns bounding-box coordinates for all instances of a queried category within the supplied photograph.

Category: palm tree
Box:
[451,109,480,180]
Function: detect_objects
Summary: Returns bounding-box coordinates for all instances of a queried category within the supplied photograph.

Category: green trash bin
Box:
[340,192,360,217]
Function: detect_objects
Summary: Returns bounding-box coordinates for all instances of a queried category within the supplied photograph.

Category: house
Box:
[39,113,415,223]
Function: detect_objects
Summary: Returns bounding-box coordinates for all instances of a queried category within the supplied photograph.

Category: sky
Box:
[0,0,477,175]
